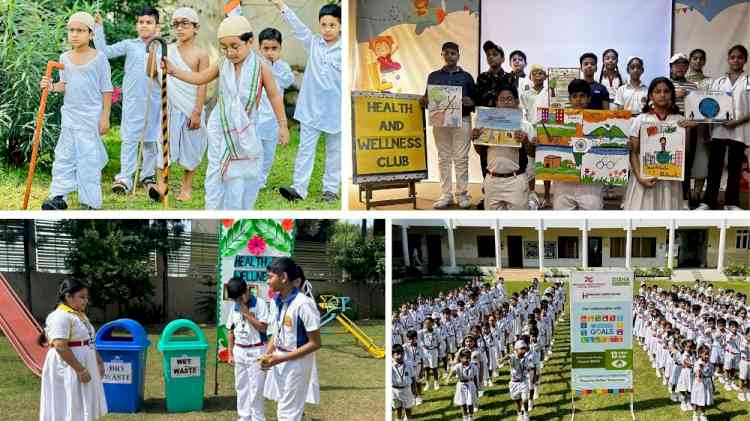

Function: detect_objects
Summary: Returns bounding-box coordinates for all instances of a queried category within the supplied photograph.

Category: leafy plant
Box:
[194,274,217,323]
[724,264,750,277]
[326,222,385,284]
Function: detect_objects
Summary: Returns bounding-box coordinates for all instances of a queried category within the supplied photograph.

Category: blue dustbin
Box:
[95,318,150,413]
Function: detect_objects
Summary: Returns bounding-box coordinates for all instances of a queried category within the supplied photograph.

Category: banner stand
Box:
[358,181,416,210]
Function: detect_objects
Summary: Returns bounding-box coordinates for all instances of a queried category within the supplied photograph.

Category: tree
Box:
[62,220,185,320]
[326,222,385,284]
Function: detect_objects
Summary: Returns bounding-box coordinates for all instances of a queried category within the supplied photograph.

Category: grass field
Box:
[0,322,384,420]
[394,279,750,420]
[0,123,340,210]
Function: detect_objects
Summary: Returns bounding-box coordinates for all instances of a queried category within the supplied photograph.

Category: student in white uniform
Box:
[614,57,648,114]
[509,340,530,421]
[392,344,416,421]
[162,7,208,201]
[261,258,322,421]
[226,277,270,421]
[94,7,163,199]
[690,345,714,421]
[256,28,295,190]
[549,79,603,210]
[419,317,441,391]
[470,83,535,210]
[447,349,479,421]
[697,45,750,211]
[40,12,112,211]
[272,1,342,203]
[39,279,107,421]
[599,49,624,104]
[624,77,694,210]
[165,15,289,210]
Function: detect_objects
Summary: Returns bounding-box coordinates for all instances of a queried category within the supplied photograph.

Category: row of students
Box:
[392,278,566,421]
[422,41,749,211]
[40,2,341,210]
[634,283,750,421]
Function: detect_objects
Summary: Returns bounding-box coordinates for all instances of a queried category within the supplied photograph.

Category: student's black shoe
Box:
[111,180,128,195]
[476,199,485,210]
[320,191,339,202]
[41,196,68,210]
[279,187,303,202]
[147,184,163,202]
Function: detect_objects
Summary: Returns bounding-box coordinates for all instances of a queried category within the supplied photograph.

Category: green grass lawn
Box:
[395,279,750,420]
[0,123,340,210]
[0,322,384,420]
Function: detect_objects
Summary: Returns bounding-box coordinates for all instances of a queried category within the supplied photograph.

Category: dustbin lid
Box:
[158,319,208,352]
[95,318,151,351]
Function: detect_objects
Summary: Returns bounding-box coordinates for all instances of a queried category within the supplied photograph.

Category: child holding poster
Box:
[624,77,694,210]
[470,84,535,210]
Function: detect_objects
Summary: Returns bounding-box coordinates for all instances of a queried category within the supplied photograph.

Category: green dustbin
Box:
[157,319,208,412]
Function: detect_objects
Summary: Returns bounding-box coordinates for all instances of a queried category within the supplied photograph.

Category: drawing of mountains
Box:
[587,124,627,139]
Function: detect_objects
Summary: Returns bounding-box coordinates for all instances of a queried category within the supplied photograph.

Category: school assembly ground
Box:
[0,323,384,421]
[394,279,749,421]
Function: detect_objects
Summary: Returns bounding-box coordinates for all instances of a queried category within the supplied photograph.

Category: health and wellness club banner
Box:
[570,271,634,394]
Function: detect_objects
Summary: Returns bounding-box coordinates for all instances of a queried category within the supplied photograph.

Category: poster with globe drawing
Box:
[685,91,735,122]
[640,123,686,181]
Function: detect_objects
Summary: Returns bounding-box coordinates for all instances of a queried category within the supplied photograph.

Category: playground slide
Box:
[0,273,47,377]
[335,313,385,359]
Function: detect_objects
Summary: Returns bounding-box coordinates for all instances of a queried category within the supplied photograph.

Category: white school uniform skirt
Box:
[710,345,723,365]
[446,336,458,354]
[677,366,694,392]
[723,352,740,370]
[670,361,682,386]
[423,347,439,369]
[509,380,529,401]
[623,177,682,211]
[392,385,415,409]
[739,356,749,380]
[264,349,320,417]
[453,381,477,406]
[39,345,108,421]
[690,377,714,407]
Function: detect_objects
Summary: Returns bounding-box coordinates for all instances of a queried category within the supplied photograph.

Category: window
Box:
[558,237,578,259]
[610,237,625,258]
[477,236,495,258]
[34,220,73,274]
[632,237,656,258]
[0,221,25,272]
[736,230,750,249]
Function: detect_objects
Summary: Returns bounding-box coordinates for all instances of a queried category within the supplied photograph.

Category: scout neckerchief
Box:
[57,303,94,341]
[217,51,263,177]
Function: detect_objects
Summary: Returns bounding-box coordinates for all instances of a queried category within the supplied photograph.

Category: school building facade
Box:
[393,218,750,274]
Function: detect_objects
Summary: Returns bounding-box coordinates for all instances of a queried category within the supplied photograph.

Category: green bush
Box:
[0,0,164,168]
[460,264,481,277]
[724,264,750,277]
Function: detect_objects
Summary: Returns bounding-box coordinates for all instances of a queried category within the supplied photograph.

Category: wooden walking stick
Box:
[147,37,169,208]
[23,60,64,210]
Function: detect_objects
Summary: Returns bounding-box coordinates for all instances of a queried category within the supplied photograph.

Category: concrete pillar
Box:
[667,219,676,269]
[538,220,545,271]
[581,219,589,269]
[494,221,502,270]
[446,219,457,270]
[401,225,410,266]
[718,219,727,272]
[625,219,633,269]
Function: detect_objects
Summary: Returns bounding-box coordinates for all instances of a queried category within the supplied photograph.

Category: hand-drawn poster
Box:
[685,91,735,122]
[534,108,632,185]
[547,68,580,108]
[428,84,462,127]
[474,107,522,147]
[524,241,539,259]
[640,123,686,181]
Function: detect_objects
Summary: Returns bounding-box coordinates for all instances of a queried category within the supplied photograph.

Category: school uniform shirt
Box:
[710,72,750,145]
[587,81,610,110]
[93,25,162,143]
[425,66,477,116]
[600,73,623,102]
[485,119,535,174]
[614,82,648,114]
[476,68,514,107]
[226,296,270,347]
[392,361,416,408]
[280,4,341,134]
[671,78,698,115]
[269,288,320,352]
[509,353,529,383]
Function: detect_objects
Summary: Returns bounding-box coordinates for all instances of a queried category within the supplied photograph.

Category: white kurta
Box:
[166,44,207,172]
[48,51,112,209]
[39,308,107,421]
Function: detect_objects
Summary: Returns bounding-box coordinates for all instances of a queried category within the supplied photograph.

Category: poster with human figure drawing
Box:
[639,123,686,181]
[684,91,735,122]
[428,84,462,127]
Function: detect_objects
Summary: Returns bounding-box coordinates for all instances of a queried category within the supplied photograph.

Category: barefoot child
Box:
[256,28,294,190]
[272,0,342,203]
[261,257,321,420]
[392,344,417,421]
[162,7,208,201]
[40,11,112,210]
[226,277,270,421]
[94,7,163,199]
[165,15,289,209]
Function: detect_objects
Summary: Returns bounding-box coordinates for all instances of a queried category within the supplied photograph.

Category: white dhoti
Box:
[49,127,108,209]
[233,345,267,421]
[39,346,108,421]
[167,44,207,172]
